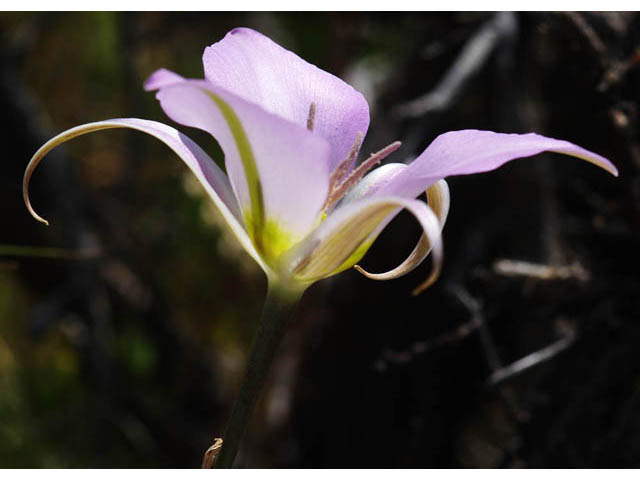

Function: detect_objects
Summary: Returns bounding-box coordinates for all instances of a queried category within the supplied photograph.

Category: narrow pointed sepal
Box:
[23,118,269,273]
[282,196,443,288]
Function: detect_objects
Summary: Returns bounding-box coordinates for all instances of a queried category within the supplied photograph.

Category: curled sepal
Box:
[23,118,269,273]
[282,196,442,287]
[354,179,450,295]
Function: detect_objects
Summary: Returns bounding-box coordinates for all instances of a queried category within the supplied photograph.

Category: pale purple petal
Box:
[380,130,618,199]
[152,79,332,246]
[202,27,370,170]
[23,118,269,272]
[144,68,185,91]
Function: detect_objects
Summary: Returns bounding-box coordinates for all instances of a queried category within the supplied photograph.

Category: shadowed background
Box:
[0,11,638,467]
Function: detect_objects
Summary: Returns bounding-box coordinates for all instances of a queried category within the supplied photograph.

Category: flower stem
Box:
[213,278,306,468]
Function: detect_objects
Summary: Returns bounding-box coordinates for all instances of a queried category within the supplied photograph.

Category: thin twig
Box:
[492,259,590,282]
[395,12,517,118]
[0,244,102,260]
[451,285,503,373]
[561,12,640,92]
[489,328,576,385]
[562,12,608,61]
[598,46,640,92]
[373,320,479,372]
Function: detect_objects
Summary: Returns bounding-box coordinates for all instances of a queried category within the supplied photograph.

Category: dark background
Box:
[0,11,639,467]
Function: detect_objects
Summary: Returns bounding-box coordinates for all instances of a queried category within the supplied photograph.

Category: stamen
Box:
[323,140,402,211]
[306,102,316,131]
[328,132,363,191]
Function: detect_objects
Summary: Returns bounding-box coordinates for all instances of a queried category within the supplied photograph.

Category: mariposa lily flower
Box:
[23,27,617,296]
[23,27,617,468]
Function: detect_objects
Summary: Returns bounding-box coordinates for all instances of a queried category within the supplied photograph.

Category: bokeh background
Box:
[1,11,639,468]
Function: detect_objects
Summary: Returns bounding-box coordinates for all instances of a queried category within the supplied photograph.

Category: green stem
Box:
[213,278,306,468]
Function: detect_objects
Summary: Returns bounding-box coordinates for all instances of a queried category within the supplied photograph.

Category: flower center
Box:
[322,137,402,212]
[244,209,299,265]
